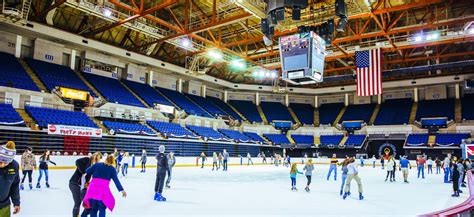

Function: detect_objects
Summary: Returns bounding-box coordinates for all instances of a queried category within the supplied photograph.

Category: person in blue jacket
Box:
[154,145,170,202]
[0,141,21,217]
[290,163,303,191]
[399,156,411,183]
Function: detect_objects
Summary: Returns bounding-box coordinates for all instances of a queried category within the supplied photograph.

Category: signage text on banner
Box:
[48,124,102,138]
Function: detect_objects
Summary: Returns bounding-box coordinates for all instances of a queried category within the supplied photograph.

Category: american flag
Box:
[355,48,382,96]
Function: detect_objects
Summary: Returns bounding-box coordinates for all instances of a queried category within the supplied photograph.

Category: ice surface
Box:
[17,164,465,217]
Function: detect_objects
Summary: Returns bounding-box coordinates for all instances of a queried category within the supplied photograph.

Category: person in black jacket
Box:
[69,153,102,217]
[154,145,170,202]
[451,156,460,197]
[0,141,20,217]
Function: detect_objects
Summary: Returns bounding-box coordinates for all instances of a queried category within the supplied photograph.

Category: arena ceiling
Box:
[29,0,474,87]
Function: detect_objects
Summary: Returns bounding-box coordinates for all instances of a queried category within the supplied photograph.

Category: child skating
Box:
[290,163,303,191]
[303,159,314,192]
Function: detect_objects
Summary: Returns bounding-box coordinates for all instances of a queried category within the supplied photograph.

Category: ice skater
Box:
[451,158,460,197]
[217,153,223,170]
[371,155,376,168]
[399,156,411,183]
[380,156,385,169]
[416,156,426,179]
[247,153,253,165]
[327,154,338,181]
[0,141,21,217]
[212,152,218,171]
[359,156,364,167]
[286,156,291,167]
[82,155,127,217]
[37,150,56,188]
[20,147,36,190]
[262,152,267,164]
[303,159,314,192]
[222,149,229,171]
[426,157,434,174]
[140,149,147,173]
[70,153,102,217]
[290,163,303,191]
[457,158,464,194]
[166,152,176,189]
[435,157,442,174]
[339,158,350,195]
[343,157,364,200]
[154,145,170,201]
[121,152,130,177]
[200,152,206,168]
[443,155,452,183]
[385,156,395,182]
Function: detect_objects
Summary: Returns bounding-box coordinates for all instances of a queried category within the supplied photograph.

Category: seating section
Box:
[26,106,96,128]
[289,103,314,125]
[243,132,265,143]
[435,133,470,146]
[318,103,344,125]
[416,99,454,121]
[319,135,344,146]
[229,100,262,123]
[123,80,173,107]
[218,129,253,142]
[185,94,226,117]
[83,73,145,107]
[26,58,92,93]
[0,53,39,91]
[260,101,294,123]
[291,135,314,144]
[461,94,474,121]
[0,103,23,125]
[186,125,227,140]
[406,134,429,146]
[375,99,412,125]
[344,134,366,147]
[263,134,290,144]
[146,121,195,138]
[103,121,154,135]
[339,104,376,123]
[156,87,210,117]
[206,96,243,121]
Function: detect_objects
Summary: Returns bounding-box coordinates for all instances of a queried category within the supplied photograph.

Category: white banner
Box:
[47,124,103,138]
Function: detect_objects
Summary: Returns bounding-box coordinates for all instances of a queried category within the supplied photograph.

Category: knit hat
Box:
[0,141,16,164]
[158,145,165,153]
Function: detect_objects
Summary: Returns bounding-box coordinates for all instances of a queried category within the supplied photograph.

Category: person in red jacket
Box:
[416,156,426,179]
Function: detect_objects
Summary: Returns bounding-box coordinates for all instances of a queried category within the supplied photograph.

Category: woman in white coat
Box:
[385,157,395,182]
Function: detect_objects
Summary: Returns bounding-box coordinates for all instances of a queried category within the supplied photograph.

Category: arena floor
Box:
[18,164,465,217]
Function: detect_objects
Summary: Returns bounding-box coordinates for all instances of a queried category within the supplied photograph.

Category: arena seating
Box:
[260,101,294,123]
[289,103,314,125]
[291,134,314,144]
[185,94,226,117]
[435,133,470,146]
[374,99,412,125]
[339,103,376,123]
[461,94,474,121]
[102,121,154,135]
[156,87,211,117]
[406,134,429,146]
[318,103,344,125]
[263,133,290,144]
[0,103,24,126]
[206,96,243,121]
[344,134,366,147]
[229,100,262,123]
[0,53,39,91]
[218,129,253,142]
[83,73,145,107]
[186,125,228,140]
[416,99,455,121]
[319,135,344,147]
[243,132,266,143]
[25,106,96,128]
[123,80,173,107]
[146,121,196,138]
[26,58,92,93]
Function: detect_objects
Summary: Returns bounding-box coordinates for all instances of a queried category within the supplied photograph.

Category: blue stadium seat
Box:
[185,94,226,117]
[206,96,243,121]
[416,99,454,121]
[229,100,262,123]
[243,132,265,143]
[320,135,344,146]
[260,101,294,123]
[344,134,366,147]
[156,87,211,117]
[263,133,290,144]
[289,103,314,125]
[406,134,429,146]
[186,125,228,140]
[25,106,97,128]
[0,53,39,91]
[291,135,313,144]
[339,104,376,123]
[103,121,154,135]
[123,80,173,107]
[146,121,196,138]
[218,129,253,142]
[0,103,24,126]
[374,99,412,125]
[435,133,470,146]
[461,94,474,121]
[318,103,344,125]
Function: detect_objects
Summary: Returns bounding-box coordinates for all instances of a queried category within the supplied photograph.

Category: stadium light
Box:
[414,35,422,42]
[231,59,246,70]
[470,28,474,34]
[208,49,223,61]
[103,9,112,17]
[181,38,191,48]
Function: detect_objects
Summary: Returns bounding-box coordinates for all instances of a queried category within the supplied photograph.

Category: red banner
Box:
[48,124,102,138]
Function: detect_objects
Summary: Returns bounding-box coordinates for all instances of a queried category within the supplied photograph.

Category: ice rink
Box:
[17,163,466,217]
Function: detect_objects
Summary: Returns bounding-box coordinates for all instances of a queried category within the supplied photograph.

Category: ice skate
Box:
[46,182,50,188]
[36,183,41,189]
[20,184,24,190]
[359,193,364,200]
[29,184,33,190]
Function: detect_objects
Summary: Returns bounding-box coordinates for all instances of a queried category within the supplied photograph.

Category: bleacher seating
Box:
[0,103,24,126]
[218,129,253,142]
[318,103,344,125]
[206,96,243,121]
[26,58,92,93]
[243,132,265,143]
[83,73,145,107]
[123,80,173,107]
[263,133,290,144]
[461,94,474,121]
[229,100,262,123]
[416,99,454,121]
[319,135,344,147]
[146,121,196,138]
[406,134,429,146]
[260,101,294,123]
[103,121,154,135]
[374,99,412,125]
[25,106,96,128]
[291,135,313,144]
[435,133,470,146]
[289,103,314,125]
[344,134,366,147]
[156,87,211,117]
[339,103,376,123]
[185,94,226,117]
[186,125,228,140]
[0,52,39,91]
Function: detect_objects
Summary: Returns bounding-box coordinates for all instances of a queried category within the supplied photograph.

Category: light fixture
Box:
[103,9,112,17]
[230,59,245,69]
[207,49,223,60]
[469,28,474,34]
[431,32,439,39]
[415,35,422,42]
[181,38,191,48]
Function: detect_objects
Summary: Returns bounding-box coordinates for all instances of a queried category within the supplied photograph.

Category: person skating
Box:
[451,158,460,197]
[416,156,426,179]
[0,141,21,217]
[327,154,338,181]
[222,149,229,171]
[262,152,267,164]
[443,155,452,183]
[200,152,206,168]
[435,157,442,174]
[139,149,147,173]
[165,152,176,189]
[426,157,434,174]
[247,153,253,165]
[212,152,218,171]
[154,145,170,201]
[380,156,385,169]
[121,152,130,177]
[359,156,364,167]
[371,155,376,168]
[37,150,56,188]
[116,150,124,174]
[385,156,395,182]
[343,157,364,200]
[340,158,351,196]
[457,158,465,194]
[82,155,127,217]
[399,156,411,183]
[303,159,314,192]
[217,153,223,170]
[20,147,36,190]
[290,163,303,191]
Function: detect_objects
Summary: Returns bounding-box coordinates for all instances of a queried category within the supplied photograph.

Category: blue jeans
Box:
[291,177,296,187]
[327,164,337,180]
[436,166,441,174]
[340,173,347,192]
[38,169,49,182]
[88,199,106,217]
[372,162,375,168]
[444,168,451,183]
[427,165,433,174]
[417,166,425,178]
[122,163,128,176]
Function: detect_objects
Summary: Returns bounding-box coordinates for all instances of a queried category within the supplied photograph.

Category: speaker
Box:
[292,7,301,20]
[327,19,335,35]
[261,18,270,35]
[335,0,347,18]
[275,8,285,22]
[336,17,348,32]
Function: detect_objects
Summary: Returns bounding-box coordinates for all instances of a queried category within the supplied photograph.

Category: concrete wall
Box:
[33,38,64,65]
